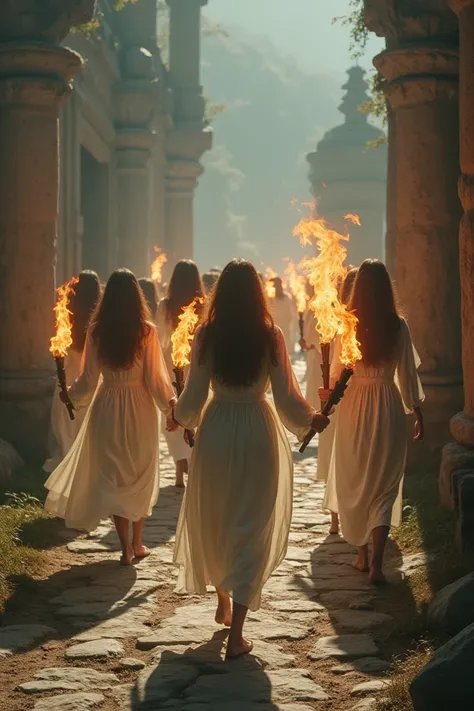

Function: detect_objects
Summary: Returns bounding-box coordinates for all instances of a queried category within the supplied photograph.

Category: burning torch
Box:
[293,211,361,452]
[285,259,309,342]
[170,297,204,448]
[49,277,78,421]
[151,246,167,287]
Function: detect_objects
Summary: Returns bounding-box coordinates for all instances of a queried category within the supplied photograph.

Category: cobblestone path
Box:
[0,362,431,711]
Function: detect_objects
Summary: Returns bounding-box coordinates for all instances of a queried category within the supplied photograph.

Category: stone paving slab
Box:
[0,625,57,656]
[33,693,105,711]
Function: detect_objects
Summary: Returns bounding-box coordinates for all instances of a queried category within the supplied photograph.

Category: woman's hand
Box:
[414,407,424,441]
[166,412,179,432]
[311,412,330,434]
[318,387,332,404]
[299,338,307,351]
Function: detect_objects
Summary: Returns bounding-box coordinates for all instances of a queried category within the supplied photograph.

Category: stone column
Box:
[115,45,156,276]
[440,1,474,544]
[0,45,83,459]
[365,1,463,458]
[165,0,212,267]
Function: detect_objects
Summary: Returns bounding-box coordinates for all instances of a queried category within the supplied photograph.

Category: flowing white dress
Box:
[323,318,425,546]
[156,299,192,463]
[270,294,297,353]
[303,309,323,409]
[173,327,315,611]
[44,325,175,531]
[43,349,87,473]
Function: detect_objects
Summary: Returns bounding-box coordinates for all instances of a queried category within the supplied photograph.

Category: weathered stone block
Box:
[410,622,474,710]
[428,572,474,633]
[439,442,474,509]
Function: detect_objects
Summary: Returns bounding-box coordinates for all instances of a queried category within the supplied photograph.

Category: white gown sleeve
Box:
[174,327,211,430]
[329,336,344,387]
[270,328,315,441]
[68,330,101,409]
[395,318,425,414]
[144,325,176,414]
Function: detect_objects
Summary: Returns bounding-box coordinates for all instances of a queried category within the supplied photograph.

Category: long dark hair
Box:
[91,269,151,370]
[164,260,204,329]
[199,259,277,387]
[339,267,358,306]
[349,259,401,367]
[70,270,101,352]
[138,277,158,319]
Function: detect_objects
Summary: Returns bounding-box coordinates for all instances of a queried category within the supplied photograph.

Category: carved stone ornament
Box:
[0,0,97,44]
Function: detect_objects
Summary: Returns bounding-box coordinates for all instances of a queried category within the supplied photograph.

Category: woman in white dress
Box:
[44,269,177,566]
[316,267,359,535]
[172,260,330,658]
[269,277,297,354]
[44,270,101,473]
[156,260,205,487]
[325,260,424,583]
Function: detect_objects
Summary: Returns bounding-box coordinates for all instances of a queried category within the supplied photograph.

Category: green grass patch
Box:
[0,492,51,614]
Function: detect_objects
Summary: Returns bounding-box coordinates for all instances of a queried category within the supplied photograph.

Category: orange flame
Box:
[284,259,308,314]
[293,214,361,367]
[171,297,205,369]
[264,267,277,300]
[151,246,167,284]
[344,213,361,226]
[49,277,79,358]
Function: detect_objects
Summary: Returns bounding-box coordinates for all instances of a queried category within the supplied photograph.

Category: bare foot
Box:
[120,546,134,566]
[226,638,253,659]
[352,555,369,573]
[215,596,232,627]
[369,568,387,585]
[329,512,339,535]
[133,545,151,560]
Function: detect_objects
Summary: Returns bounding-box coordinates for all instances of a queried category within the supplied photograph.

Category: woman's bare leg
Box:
[215,587,232,627]
[369,526,390,584]
[329,511,339,535]
[175,458,188,487]
[226,601,253,659]
[352,544,369,572]
[132,519,150,559]
[113,515,133,565]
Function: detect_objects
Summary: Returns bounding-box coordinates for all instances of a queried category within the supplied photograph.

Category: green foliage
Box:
[0,500,49,612]
[332,0,369,60]
[72,0,139,36]
[204,99,226,124]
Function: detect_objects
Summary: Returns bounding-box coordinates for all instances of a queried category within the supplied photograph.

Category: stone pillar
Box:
[165,0,212,267]
[440,0,474,545]
[0,0,95,461]
[114,40,157,277]
[365,0,463,458]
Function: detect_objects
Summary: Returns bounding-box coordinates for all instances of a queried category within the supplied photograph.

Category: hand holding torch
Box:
[49,277,78,421]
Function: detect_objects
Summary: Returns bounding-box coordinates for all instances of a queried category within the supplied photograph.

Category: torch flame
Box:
[264,267,277,300]
[171,297,205,369]
[49,277,79,359]
[344,213,361,226]
[293,214,362,367]
[284,259,308,314]
[151,246,167,284]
